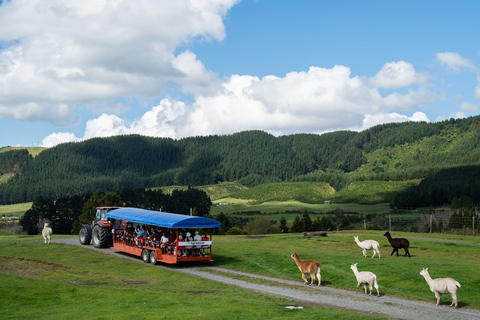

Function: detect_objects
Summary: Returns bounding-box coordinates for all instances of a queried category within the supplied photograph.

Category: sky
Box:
[0,0,479,148]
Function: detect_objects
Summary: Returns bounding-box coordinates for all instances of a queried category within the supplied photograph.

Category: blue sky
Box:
[0,0,479,147]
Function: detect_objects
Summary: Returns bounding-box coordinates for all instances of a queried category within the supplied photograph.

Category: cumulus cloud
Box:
[435,52,477,73]
[369,61,429,89]
[0,0,239,122]
[42,64,439,146]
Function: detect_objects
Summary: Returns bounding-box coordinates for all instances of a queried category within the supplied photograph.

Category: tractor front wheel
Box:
[79,226,91,245]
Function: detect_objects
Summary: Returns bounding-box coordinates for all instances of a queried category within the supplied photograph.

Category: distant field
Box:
[211,199,391,218]
[0,146,45,157]
[0,202,32,217]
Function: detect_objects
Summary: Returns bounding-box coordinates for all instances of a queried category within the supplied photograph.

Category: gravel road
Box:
[52,237,480,320]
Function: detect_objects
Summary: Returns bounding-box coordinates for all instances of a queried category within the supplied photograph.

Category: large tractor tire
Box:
[92,225,111,248]
[79,225,92,245]
[142,249,150,263]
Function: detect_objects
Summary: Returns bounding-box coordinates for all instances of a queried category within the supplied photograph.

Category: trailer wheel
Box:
[142,249,150,263]
[79,226,91,245]
[150,251,157,265]
[92,225,111,248]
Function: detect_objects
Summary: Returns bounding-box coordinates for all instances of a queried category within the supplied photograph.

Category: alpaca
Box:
[350,263,379,296]
[42,223,53,244]
[420,268,461,309]
[290,252,322,286]
[383,231,410,257]
[354,236,381,258]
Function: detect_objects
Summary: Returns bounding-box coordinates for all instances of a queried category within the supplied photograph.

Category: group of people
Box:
[121,222,210,257]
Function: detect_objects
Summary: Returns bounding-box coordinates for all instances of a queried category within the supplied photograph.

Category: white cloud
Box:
[459,101,478,113]
[0,0,239,122]
[41,132,81,148]
[435,52,477,73]
[476,75,480,99]
[369,61,429,89]
[42,64,440,146]
[436,112,466,122]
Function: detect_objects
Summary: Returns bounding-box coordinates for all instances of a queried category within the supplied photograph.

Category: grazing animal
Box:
[290,252,322,286]
[420,268,461,309]
[42,223,52,244]
[354,236,381,258]
[350,263,379,297]
[383,231,410,257]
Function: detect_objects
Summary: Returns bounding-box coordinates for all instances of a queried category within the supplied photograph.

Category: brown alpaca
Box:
[290,252,322,286]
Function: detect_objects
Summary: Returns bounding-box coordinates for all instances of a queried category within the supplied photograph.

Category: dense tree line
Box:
[4,116,480,207]
[19,187,212,235]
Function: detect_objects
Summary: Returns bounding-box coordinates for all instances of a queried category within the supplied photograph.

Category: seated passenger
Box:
[201,232,210,256]
[193,231,202,256]
[185,232,193,256]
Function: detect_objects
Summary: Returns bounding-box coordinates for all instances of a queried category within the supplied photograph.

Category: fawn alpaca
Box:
[354,236,381,258]
[290,252,322,286]
[420,268,461,309]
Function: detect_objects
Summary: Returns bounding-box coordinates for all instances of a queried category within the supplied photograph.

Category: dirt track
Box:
[52,237,480,320]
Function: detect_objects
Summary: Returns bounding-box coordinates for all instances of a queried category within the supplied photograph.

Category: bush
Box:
[226,227,245,235]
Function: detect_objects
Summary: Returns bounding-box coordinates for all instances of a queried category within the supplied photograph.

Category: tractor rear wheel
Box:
[142,249,150,263]
[150,251,157,265]
[92,225,111,248]
[79,226,91,245]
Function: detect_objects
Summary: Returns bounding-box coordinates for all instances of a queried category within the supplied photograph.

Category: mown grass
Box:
[0,232,389,320]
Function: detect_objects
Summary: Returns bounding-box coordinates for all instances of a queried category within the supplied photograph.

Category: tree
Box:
[244,217,273,235]
[290,215,303,233]
[301,210,313,232]
[340,216,350,229]
[20,196,55,235]
[279,217,289,233]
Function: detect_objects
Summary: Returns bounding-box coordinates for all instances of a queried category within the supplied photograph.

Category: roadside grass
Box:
[209,231,480,309]
[0,233,387,320]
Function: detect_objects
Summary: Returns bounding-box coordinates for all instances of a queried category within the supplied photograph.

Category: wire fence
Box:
[359,209,479,236]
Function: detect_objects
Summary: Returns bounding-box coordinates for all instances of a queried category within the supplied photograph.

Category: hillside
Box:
[1,116,480,207]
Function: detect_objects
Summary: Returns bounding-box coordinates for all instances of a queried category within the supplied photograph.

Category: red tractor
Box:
[79,207,119,248]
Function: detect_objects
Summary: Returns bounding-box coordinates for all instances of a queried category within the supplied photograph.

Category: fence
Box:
[360,211,479,236]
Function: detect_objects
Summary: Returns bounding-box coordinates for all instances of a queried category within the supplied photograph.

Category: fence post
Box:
[430,214,433,233]
[474,215,475,237]
[389,215,391,232]
[364,220,366,230]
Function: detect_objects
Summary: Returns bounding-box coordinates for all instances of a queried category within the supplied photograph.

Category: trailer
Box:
[79,207,222,265]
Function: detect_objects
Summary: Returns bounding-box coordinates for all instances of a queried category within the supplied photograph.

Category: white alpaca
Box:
[419,268,461,309]
[350,263,379,297]
[42,223,53,244]
[354,236,381,258]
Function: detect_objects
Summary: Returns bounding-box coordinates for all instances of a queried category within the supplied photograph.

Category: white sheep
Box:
[419,268,461,309]
[350,263,379,296]
[42,223,53,244]
[354,236,381,258]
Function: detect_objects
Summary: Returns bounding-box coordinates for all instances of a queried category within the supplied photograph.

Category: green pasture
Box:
[210,231,480,309]
[1,231,479,320]
[211,199,391,216]
[0,233,387,320]
[0,202,32,217]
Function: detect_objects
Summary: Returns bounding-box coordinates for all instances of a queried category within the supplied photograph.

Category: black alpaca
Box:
[383,231,410,257]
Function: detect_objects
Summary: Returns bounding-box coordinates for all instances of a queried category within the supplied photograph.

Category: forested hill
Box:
[2,115,480,205]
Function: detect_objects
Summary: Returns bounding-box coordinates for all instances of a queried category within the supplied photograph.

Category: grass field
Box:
[0,231,388,320]
[210,231,480,309]
[1,230,479,319]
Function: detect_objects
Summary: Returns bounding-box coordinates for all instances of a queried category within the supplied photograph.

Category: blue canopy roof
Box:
[106,207,222,229]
